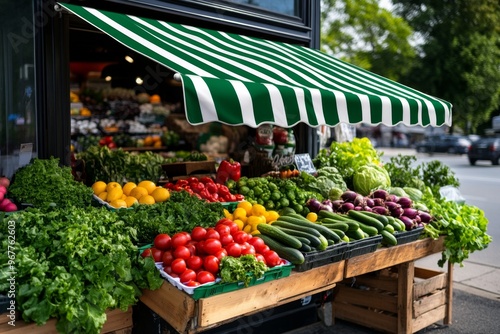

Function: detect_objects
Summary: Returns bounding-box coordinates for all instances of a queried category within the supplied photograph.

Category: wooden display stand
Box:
[0,307,132,334]
[333,236,451,334]
[140,260,345,333]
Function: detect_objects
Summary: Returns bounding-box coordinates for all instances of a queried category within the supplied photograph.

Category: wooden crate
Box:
[332,264,451,334]
[0,307,132,334]
[162,161,216,178]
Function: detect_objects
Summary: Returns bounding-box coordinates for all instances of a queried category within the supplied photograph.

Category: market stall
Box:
[2,3,494,334]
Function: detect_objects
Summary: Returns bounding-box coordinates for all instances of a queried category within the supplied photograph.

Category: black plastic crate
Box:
[393,227,424,246]
[294,242,347,272]
[344,235,382,259]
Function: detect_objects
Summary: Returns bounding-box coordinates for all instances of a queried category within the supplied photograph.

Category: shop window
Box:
[226,0,300,17]
[0,0,37,178]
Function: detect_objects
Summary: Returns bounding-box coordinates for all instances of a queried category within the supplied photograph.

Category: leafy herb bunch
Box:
[8,157,93,210]
[0,207,163,334]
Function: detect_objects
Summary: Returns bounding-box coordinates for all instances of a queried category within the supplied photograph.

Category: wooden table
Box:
[140,237,449,334]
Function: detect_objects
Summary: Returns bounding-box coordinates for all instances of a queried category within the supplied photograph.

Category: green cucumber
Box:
[279,214,341,243]
[320,221,349,232]
[384,224,395,234]
[381,230,398,246]
[357,222,379,236]
[256,234,305,264]
[300,243,313,252]
[347,210,385,232]
[386,216,404,232]
[392,217,407,231]
[330,228,346,239]
[318,210,351,221]
[345,221,360,232]
[257,223,302,249]
[346,228,366,240]
[271,220,322,237]
[358,211,390,226]
[273,226,322,248]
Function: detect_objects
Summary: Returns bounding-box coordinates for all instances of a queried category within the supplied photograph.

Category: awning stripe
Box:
[60,3,452,128]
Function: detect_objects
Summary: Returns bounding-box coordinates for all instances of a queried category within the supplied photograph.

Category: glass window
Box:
[0,0,37,178]
[227,0,300,16]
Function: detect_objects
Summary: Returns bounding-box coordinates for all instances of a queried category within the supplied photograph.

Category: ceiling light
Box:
[105,76,112,82]
[125,55,134,63]
[135,77,143,85]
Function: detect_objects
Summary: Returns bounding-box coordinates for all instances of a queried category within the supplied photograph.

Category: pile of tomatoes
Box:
[163,176,244,203]
[141,218,283,287]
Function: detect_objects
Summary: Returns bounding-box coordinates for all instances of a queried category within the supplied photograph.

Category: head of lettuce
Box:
[353,163,391,196]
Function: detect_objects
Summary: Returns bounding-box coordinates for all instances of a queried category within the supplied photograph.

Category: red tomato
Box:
[259,244,270,254]
[216,218,233,226]
[140,248,152,258]
[186,241,197,256]
[180,269,197,283]
[254,253,266,264]
[214,224,231,236]
[171,232,189,248]
[241,243,256,256]
[186,280,201,287]
[162,250,174,266]
[153,233,172,251]
[150,247,164,262]
[263,250,281,268]
[232,231,251,244]
[196,240,206,256]
[190,226,207,241]
[163,266,173,275]
[248,237,267,254]
[203,238,222,255]
[224,221,240,234]
[205,228,220,240]
[181,231,192,242]
[169,272,179,278]
[225,242,242,257]
[171,258,187,274]
[186,256,203,271]
[219,233,234,246]
[215,248,227,261]
[173,246,191,260]
[197,271,215,284]
[203,255,219,274]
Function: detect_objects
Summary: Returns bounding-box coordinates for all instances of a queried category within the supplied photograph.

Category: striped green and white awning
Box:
[60,3,452,128]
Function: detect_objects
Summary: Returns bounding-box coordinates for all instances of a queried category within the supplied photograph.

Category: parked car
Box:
[467,137,500,165]
[415,135,471,155]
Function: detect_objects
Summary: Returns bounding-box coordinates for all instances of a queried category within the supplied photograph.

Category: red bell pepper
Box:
[216,159,241,184]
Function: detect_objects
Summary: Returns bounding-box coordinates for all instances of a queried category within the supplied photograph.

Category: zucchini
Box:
[384,224,395,234]
[320,221,349,232]
[300,243,313,252]
[386,216,404,232]
[358,211,390,226]
[256,234,305,264]
[257,223,302,249]
[347,210,385,232]
[274,226,322,248]
[318,210,350,221]
[271,220,322,237]
[330,228,346,239]
[392,217,407,231]
[381,230,398,246]
[279,215,341,243]
[357,222,379,236]
[345,221,360,232]
[293,235,311,245]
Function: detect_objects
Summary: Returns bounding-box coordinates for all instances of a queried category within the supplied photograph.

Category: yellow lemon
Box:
[106,187,124,202]
[251,204,266,217]
[130,186,149,200]
[124,196,138,208]
[106,181,121,193]
[152,187,170,203]
[247,215,265,229]
[98,191,108,201]
[121,194,128,200]
[137,180,157,195]
[237,201,253,215]
[243,225,252,233]
[109,199,127,209]
[306,212,318,223]
[91,181,107,196]
[139,195,155,205]
[122,182,137,196]
[223,209,233,220]
[232,208,248,221]
[266,210,280,223]
[233,219,245,230]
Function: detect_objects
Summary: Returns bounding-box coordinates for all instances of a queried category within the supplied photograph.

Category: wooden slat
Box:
[413,269,447,299]
[333,303,398,333]
[413,290,447,318]
[352,273,398,294]
[140,281,196,334]
[412,305,447,333]
[196,261,344,330]
[101,308,133,333]
[334,285,397,313]
[397,262,414,334]
[445,261,454,325]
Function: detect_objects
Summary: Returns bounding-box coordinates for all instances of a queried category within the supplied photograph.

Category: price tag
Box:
[294,154,316,174]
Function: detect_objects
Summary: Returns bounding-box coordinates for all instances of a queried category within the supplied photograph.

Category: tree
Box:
[392,0,500,134]
[320,0,416,81]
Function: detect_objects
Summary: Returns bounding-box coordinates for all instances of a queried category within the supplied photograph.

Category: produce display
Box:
[164,176,244,203]
[91,180,170,208]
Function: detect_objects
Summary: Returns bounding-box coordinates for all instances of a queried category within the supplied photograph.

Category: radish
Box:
[4,202,17,212]
[0,177,9,188]
[0,185,6,195]
[0,198,10,210]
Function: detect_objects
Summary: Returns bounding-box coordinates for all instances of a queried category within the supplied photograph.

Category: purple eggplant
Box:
[418,211,432,224]
[306,198,323,213]
[397,197,413,209]
[403,208,418,219]
[353,194,366,207]
[365,197,375,207]
[372,197,385,207]
[341,202,355,212]
[372,189,389,200]
[399,216,414,230]
[341,190,358,202]
[371,206,389,215]
[331,200,344,211]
